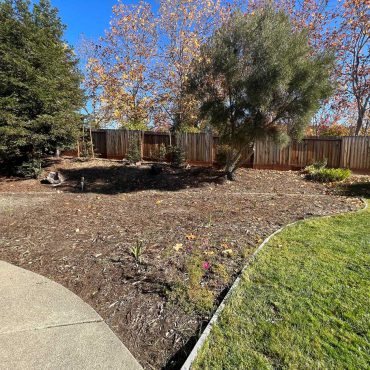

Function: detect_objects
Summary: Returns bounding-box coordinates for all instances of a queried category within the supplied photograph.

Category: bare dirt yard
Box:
[0,158,366,369]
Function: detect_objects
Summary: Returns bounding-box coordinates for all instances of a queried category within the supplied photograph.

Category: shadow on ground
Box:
[337,181,370,198]
[58,164,225,194]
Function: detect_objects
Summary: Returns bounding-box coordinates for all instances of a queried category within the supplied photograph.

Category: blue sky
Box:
[48,0,151,47]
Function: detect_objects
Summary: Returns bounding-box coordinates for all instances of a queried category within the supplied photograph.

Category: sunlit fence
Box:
[71,130,370,173]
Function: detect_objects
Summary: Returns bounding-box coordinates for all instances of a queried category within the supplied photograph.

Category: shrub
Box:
[15,159,43,178]
[157,143,167,162]
[168,145,186,168]
[126,138,142,164]
[305,164,351,183]
[215,144,231,167]
[306,159,328,171]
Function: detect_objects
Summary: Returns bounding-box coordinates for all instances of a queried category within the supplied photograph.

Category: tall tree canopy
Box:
[188,8,334,179]
[0,0,84,173]
[247,0,370,136]
[84,0,223,131]
[85,0,368,135]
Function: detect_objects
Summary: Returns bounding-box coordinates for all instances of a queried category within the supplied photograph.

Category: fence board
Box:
[254,137,343,169]
[177,132,214,164]
[84,130,369,173]
[142,131,172,160]
[91,131,107,157]
[341,136,369,170]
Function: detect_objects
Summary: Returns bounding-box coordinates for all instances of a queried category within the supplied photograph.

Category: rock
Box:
[110,256,122,263]
[40,171,63,186]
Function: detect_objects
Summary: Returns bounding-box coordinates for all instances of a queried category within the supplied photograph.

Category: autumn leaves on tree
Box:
[333,0,369,135]
[84,0,223,131]
[83,0,369,136]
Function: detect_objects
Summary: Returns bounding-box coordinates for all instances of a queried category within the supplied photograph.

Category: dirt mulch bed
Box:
[0,158,365,369]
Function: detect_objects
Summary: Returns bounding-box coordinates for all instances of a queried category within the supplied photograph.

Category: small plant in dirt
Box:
[15,158,43,178]
[305,161,351,182]
[168,145,186,168]
[212,262,230,285]
[168,252,215,316]
[157,143,167,162]
[127,139,142,164]
[204,214,214,228]
[130,240,144,264]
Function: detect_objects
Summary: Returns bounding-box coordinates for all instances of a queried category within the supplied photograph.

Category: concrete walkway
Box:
[0,261,142,370]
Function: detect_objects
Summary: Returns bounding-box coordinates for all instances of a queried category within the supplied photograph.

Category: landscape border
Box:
[180,197,368,370]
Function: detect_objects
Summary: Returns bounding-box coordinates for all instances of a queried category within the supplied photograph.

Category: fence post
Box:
[76,140,80,158]
[140,131,144,160]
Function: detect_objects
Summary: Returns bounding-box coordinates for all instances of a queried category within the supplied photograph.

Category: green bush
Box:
[305,166,351,182]
[15,159,43,178]
[215,144,231,166]
[126,139,142,164]
[157,143,167,162]
[168,145,186,168]
[306,159,327,171]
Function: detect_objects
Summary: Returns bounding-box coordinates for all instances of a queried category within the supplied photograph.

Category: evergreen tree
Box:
[188,8,334,179]
[0,0,84,174]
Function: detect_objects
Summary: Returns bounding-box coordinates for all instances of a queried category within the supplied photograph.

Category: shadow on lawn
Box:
[58,164,225,194]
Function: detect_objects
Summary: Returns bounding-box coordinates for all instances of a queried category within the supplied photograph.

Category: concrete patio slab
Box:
[0,261,142,370]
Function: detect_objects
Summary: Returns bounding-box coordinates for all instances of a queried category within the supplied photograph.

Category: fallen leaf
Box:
[173,243,183,251]
[222,249,233,255]
[186,234,196,240]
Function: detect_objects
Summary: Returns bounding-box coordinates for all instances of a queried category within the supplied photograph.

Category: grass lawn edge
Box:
[180,197,368,370]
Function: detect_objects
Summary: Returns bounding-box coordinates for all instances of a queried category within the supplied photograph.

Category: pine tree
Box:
[188,8,334,179]
[0,0,84,174]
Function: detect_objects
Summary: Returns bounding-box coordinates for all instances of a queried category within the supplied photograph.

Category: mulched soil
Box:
[0,158,365,369]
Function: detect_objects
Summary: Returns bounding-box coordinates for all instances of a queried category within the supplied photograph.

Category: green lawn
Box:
[193,201,370,370]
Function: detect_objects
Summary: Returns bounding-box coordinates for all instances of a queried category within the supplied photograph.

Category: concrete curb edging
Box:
[180,198,368,370]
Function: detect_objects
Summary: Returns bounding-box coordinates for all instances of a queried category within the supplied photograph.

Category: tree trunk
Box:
[225,152,241,180]
[225,144,254,181]
[355,110,364,136]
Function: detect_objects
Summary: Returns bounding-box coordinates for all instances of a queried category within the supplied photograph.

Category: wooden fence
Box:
[84,130,370,173]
